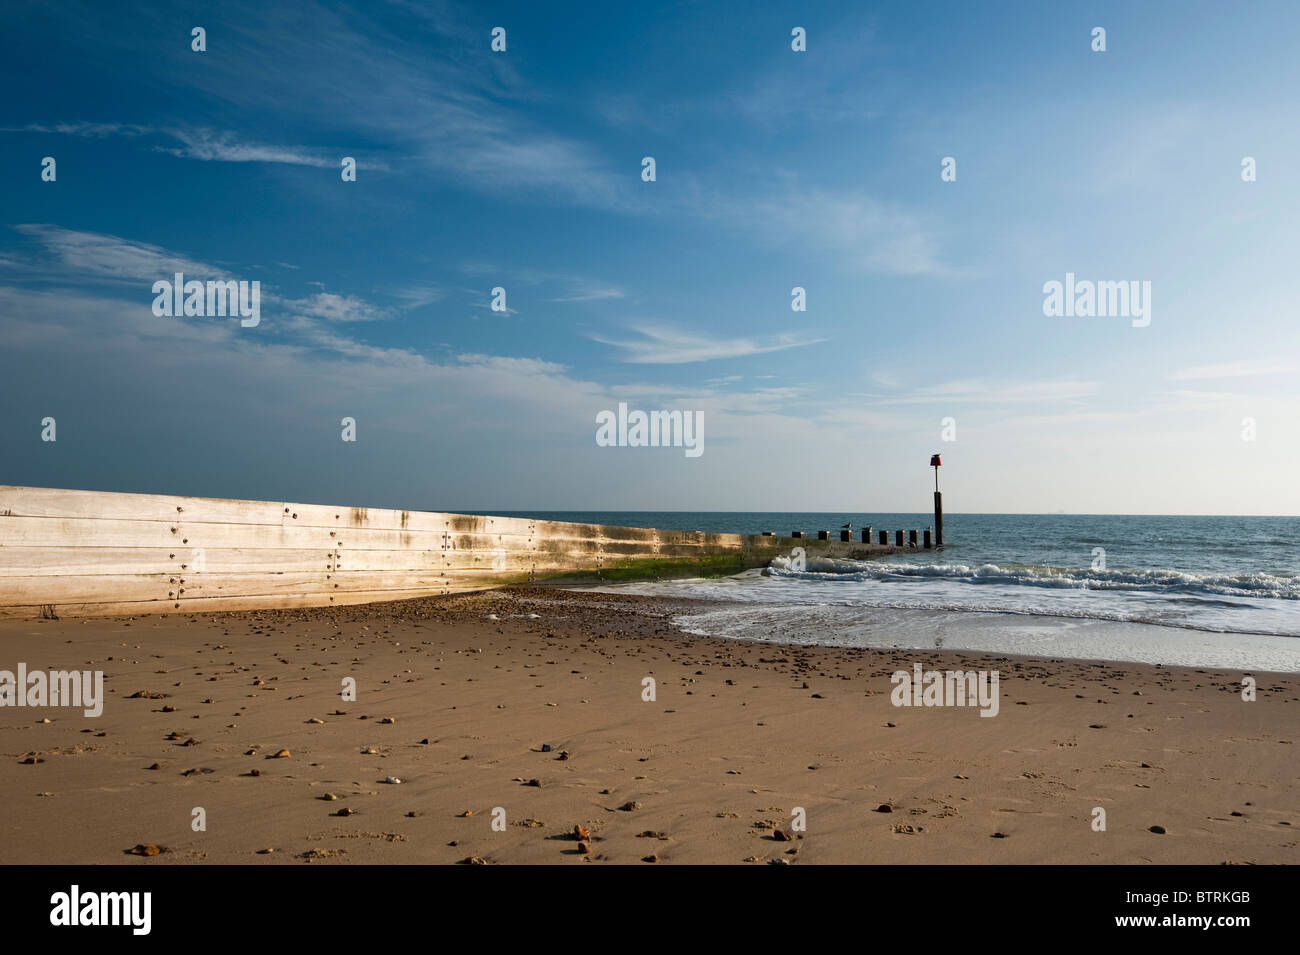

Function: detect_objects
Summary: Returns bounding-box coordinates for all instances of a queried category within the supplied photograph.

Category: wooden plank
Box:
[0,568,533,606]
[0,584,496,619]
[0,546,337,577]
[0,485,287,525]
[0,486,542,536]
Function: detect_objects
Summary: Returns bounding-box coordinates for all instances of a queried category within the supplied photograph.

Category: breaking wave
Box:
[765,556,1300,602]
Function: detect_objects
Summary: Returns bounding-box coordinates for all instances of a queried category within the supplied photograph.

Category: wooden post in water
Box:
[792,531,804,539]
[840,529,851,542]
[908,530,918,548]
[923,529,932,549]
[931,453,944,548]
[861,526,873,543]
[878,530,888,545]
[817,530,830,540]
[895,530,904,547]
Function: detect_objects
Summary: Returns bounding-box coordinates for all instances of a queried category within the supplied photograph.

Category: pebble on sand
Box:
[874,804,893,813]
[1149,825,1167,834]
[129,844,162,857]
[618,800,642,812]
[270,749,291,758]
[573,824,590,841]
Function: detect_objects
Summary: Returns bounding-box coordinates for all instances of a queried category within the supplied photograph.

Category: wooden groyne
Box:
[0,486,898,618]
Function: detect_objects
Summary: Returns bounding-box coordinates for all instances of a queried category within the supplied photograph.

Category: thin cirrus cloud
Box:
[548,286,625,303]
[281,292,391,323]
[868,377,1102,405]
[158,128,339,168]
[592,323,828,364]
[9,226,403,326]
[7,121,151,137]
[12,122,346,169]
[11,224,221,283]
[1166,359,1295,381]
[717,186,949,276]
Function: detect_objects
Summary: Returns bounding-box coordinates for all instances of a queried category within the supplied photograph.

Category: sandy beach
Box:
[1,586,1295,865]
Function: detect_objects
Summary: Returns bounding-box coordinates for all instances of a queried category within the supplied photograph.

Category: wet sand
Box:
[1,587,1296,864]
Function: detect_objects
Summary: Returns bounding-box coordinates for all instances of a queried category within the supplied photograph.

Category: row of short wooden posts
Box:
[766,527,934,549]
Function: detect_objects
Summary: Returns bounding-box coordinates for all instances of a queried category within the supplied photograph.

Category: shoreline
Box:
[575,576,1300,673]
[1,586,1295,864]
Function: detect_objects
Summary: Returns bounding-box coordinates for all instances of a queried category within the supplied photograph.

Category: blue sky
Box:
[2,0,1298,514]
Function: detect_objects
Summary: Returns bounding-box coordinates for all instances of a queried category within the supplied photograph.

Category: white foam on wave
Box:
[584,558,1300,642]
[766,555,1300,601]
[667,604,1300,672]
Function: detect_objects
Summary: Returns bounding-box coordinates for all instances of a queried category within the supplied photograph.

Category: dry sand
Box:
[1,586,1295,864]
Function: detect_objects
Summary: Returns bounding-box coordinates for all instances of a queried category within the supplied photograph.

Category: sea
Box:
[490,512,1300,672]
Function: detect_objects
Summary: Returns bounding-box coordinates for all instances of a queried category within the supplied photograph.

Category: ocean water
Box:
[489,512,1300,671]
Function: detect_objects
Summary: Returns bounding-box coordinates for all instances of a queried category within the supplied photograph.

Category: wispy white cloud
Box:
[456,353,569,377]
[10,226,403,327]
[12,224,222,283]
[592,323,827,364]
[1167,359,1294,381]
[158,128,338,168]
[392,285,443,308]
[715,185,949,276]
[9,122,354,169]
[7,121,151,137]
[870,377,1102,405]
[282,292,390,323]
[548,284,625,303]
